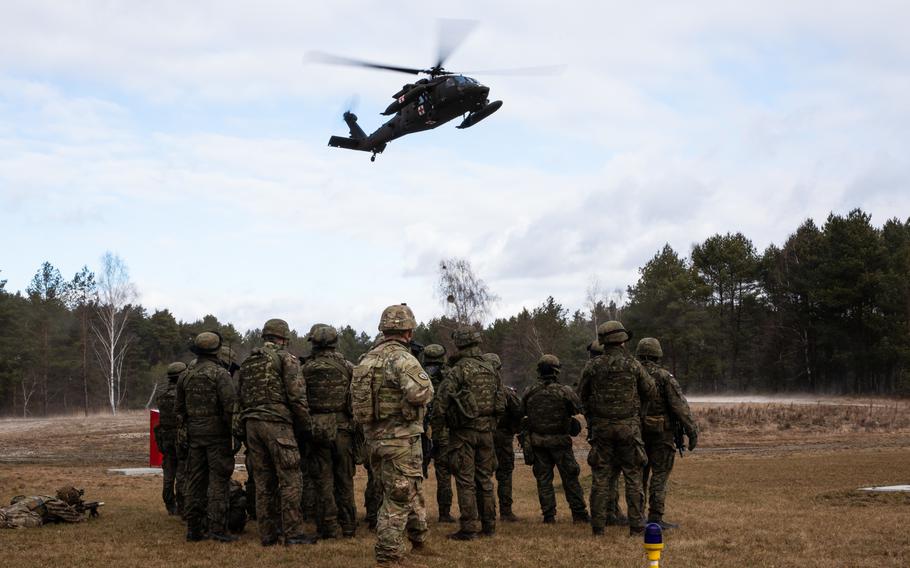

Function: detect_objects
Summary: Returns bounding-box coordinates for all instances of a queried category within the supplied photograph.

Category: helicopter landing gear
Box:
[370,153,376,162]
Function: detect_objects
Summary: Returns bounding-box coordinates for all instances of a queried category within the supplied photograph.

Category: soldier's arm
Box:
[634,360,657,416]
[565,385,584,416]
[665,374,697,434]
[398,354,434,407]
[175,376,187,427]
[577,363,594,414]
[216,367,237,426]
[281,352,311,429]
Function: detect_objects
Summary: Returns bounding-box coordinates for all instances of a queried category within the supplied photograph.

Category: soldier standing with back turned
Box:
[176,332,238,542]
[578,321,656,536]
[154,361,187,515]
[424,343,455,523]
[489,353,522,522]
[635,337,698,529]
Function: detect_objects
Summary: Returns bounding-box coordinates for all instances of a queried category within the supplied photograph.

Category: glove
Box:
[687,431,698,451]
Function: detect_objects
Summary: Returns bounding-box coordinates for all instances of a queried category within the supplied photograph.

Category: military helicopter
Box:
[308,19,562,162]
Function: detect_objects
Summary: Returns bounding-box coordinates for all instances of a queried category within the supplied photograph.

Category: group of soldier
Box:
[152,303,698,568]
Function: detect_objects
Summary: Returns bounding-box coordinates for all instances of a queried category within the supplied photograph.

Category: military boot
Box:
[500,508,518,522]
[572,511,590,524]
[209,531,239,543]
[447,530,479,541]
[605,513,629,526]
[648,518,679,530]
[481,524,496,537]
[186,529,208,542]
[543,515,556,524]
[592,527,605,536]
[629,526,645,537]
[438,510,456,523]
[286,534,319,545]
[411,540,441,557]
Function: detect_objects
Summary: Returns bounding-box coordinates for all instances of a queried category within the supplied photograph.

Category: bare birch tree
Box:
[436,257,498,326]
[92,252,136,415]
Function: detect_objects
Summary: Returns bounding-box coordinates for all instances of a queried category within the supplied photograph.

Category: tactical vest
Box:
[454,357,498,417]
[641,360,670,417]
[239,346,287,410]
[303,352,350,414]
[156,381,179,429]
[525,381,572,435]
[183,361,222,418]
[588,351,640,421]
[352,342,404,424]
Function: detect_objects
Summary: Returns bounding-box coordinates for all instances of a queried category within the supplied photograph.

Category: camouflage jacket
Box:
[176,355,236,442]
[238,342,310,429]
[302,348,354,430]
[0,496,84,529]
[522,377,583,436]
[426,362,450,443]
[577,345,656,428]
[358,339,434,441]
[436,346,506,432]
[155,379,179,431]
[640,360,697,435]
[497,386,524,435]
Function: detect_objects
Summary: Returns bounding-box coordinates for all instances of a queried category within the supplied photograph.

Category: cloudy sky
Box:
[2,1,908,333]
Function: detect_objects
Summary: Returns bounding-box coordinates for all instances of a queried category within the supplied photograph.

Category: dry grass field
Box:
[1,399,909,567]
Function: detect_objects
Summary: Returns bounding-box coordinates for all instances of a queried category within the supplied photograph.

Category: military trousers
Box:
[604,464,624,521]
[157,428,180,512]
[368,435,428,563]
[642,427,677,521]
[185,436,234,535]
[530,442,587,518]
[310,428,357,537]
[587,421,647,531]
[432,440,454,515]
[493,430,515,513]
[245,419,305,543]
[297,439,316,521]
[449,428,497,534]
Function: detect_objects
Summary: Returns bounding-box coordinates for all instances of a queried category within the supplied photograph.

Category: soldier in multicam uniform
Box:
[154,361,187,515]
[424,343,455,523]
[302,323,357,539]
[435,326,506,541]
[176,332,238,542]
[0,487,89,528]
[236,319,317,546]
[578,321,657,536]
[636,337,698,529]
[488,353,522,522]
[352,304,434,567]
[522,354,589,524]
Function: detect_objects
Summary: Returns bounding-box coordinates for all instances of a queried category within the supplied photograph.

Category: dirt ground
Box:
[1,403,909,567]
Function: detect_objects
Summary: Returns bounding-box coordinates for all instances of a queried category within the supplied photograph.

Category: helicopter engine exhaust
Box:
[456,100,503,129]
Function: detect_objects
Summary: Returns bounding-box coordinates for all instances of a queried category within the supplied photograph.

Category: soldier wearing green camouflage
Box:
[302,323,357,539]
[489,354,522,522]
[154,361,187,515]
[578,321,657,536]
[353,304,434,566]
[175,332,238,542]
[636,337,698,529]
[435,326,506,540]
[522,354,589,524]
[424,343,456,523]
[237,319,316,546]
[586,340,627,526]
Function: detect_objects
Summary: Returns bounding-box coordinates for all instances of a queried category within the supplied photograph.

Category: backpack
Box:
[352,350,384,425]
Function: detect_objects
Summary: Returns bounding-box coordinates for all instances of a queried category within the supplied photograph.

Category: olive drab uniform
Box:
[302,347,357,538]
[176,352,237,540]
[522,375,588,522]
[436,344,506,537]
[352,336,433,564]
[579,344,656,533]
[425,355,454,520]
[154,362,187,515]
[640,359,697,524]
[494,386,522,519]
[237,340,313,545]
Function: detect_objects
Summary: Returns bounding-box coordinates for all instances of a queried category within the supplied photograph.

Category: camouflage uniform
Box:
[637,338,698,526]
[424,344,455,522]
[492,357,522,521]
[578,322,657,535]
[0,487,88,529]
[353,304,433,565]
[176,332,238,542]
[435,328,506,539]
[154,362,187,515]
[522,355,588,523]
[237,319,315,546]
[302,324,357,538]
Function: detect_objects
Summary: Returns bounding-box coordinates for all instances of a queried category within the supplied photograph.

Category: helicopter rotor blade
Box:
[305,51,423,75]
[434,18,479,70]
[459,64,568,77]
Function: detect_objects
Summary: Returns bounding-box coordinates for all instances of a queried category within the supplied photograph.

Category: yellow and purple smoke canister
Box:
[643,522,664,567]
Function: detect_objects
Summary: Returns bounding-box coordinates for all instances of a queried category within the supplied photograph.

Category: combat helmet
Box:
[219,345,239,371]
[166,361,187,380]
[193,331,222,355]
[378,303,417,332]
[262,318,290,340]
[483,352,502,371]
[597,320,631,345]
[424,343,447,364]
[308,323,338,347]
[636,337,663,359]
[537,354,561,376]
[56,486,84,506]
[452,325,482,348]
[586,340,604,358]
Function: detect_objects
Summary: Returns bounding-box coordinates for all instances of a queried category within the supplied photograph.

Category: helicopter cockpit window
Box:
[445,78,456,87]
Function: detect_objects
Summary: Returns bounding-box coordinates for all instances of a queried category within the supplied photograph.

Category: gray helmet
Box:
[308,324,338,347]
[452,326,482,348]
[597,320,631,345]
[262,318,290,340]
[193,331,222,355]
[587,340,604,358]
[166,361,187,379]
[483,352,502,371]
[424,343,447,363]
[378,304,417,332]
[636,337,663,359]
[537,354,561,376]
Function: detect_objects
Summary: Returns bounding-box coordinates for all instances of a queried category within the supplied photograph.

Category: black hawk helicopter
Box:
[308,19,562,162]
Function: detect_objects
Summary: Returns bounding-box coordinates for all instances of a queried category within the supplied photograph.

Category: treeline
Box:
[1,208,908,417]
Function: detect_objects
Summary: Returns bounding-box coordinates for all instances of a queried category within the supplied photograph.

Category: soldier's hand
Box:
[687,431,698,451]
